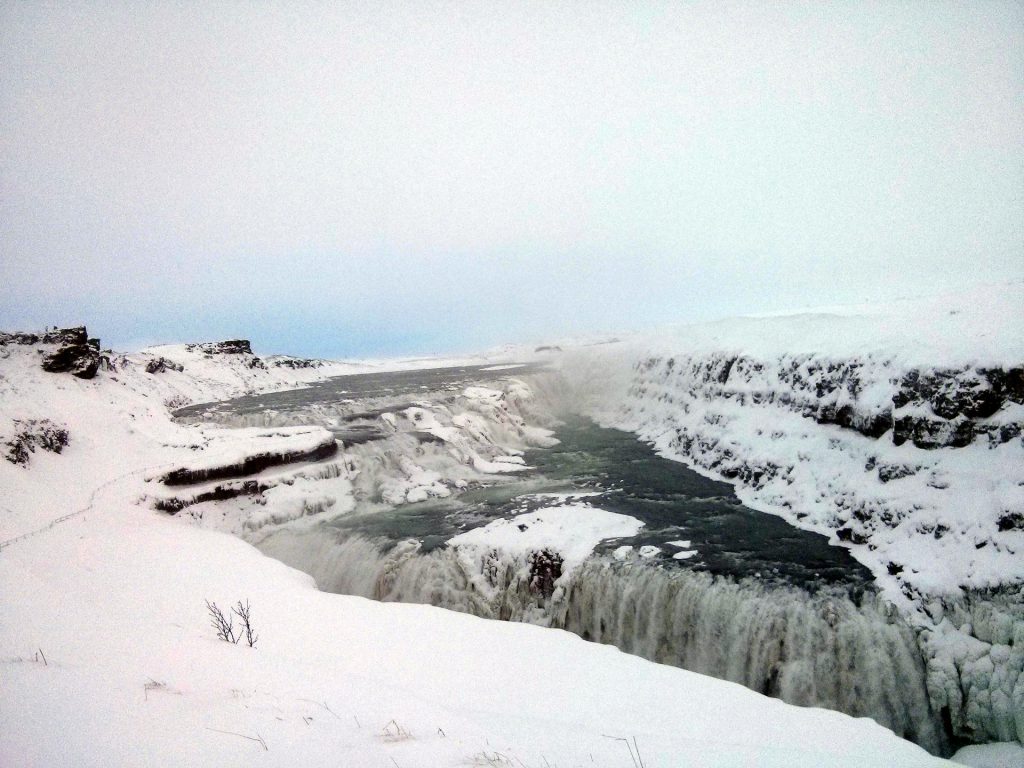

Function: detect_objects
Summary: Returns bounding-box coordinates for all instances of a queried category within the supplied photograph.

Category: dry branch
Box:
[205,726,268,751]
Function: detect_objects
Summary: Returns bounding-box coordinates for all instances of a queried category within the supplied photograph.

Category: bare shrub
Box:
[233,600,259,648]
[205,599,259,647]
[206,600,238,644]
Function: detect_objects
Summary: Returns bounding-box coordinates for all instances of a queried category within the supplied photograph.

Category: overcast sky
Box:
[2,2,1022,357]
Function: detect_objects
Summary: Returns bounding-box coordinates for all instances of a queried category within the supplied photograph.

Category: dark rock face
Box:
[186,339,253,355]
[4,419,69,465]
[41,343,101,378]
[271,357,323,370]
[814,402,893,439]
[894,368,1015,420]
[161,438,338,486]
[877,463,919,483]
[891,367,1024,449]
[893,415,974,449]
[635,353,898,443]
[633,352,1024,450]
[528,548,564,598]
[145,356,184,374]
[154,480,267,513]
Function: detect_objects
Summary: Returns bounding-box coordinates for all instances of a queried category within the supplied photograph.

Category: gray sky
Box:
[2,1,1022,357]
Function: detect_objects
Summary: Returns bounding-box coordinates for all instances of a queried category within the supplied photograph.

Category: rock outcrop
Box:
[160,436,338,486]
[153,479,268,513]
[892,367,1024,448]
[269,357,324,370]
[1,326,101,379]
[41,339,101,379]
[184,339,266,369]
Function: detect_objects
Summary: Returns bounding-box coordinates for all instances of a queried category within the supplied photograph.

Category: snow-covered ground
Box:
[546,281,1023,747]
[1,328,957,766]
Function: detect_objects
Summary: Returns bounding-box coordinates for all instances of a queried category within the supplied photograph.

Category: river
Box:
[175,364,948,754]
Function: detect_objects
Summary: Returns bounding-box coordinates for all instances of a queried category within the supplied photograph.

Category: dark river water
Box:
[331,415,874,591]
[177,363,873,592]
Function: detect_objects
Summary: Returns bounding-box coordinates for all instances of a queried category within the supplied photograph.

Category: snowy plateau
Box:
[1,284,1021,768]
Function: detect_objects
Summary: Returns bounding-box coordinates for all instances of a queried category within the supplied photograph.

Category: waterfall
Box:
[180,365,1018,755]
[254,526,948,754]
[560,559,943,752]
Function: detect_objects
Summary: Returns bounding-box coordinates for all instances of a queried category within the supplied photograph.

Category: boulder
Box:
[893,414,974,449]
[41,344,101,378]
[145,356,184,374]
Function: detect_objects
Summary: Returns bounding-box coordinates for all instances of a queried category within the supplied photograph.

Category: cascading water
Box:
[560,560,941,750]
[255,526,947,754]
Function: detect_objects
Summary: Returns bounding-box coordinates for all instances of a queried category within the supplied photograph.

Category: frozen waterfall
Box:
[256,527,947,754]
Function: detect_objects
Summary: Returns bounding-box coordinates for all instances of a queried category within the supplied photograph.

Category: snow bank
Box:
[646,282,1024,368]
[0,495,947,768]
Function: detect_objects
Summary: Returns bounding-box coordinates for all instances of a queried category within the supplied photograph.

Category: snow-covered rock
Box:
[1,325,102,379]
[448,503,644,601]
[157,426,338,485]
